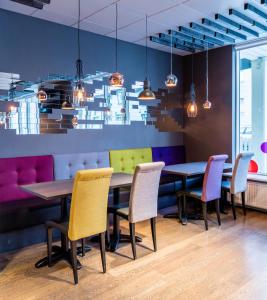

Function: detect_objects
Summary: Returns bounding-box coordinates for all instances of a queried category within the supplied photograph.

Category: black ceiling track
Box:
[10,0,50,9]
[150,1,267,53]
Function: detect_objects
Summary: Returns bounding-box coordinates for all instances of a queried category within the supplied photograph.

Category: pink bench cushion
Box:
[0,155,54,203]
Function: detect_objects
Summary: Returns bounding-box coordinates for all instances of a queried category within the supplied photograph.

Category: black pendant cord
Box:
[206,43,209,100]
[170,30,173,75]
[115,3,118,72]
[78,0,81,62]
[145,14,148,80]
[76,0,83,81]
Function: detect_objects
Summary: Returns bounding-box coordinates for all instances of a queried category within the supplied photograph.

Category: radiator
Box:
[234,181,267,211]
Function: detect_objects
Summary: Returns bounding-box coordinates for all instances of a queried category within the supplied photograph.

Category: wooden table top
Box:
[21,172,133,201]
[163,162,232,177]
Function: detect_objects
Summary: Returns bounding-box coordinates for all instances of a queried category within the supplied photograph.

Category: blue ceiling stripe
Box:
[179,26,225,46]
[229,8,267,31]
[202,18,247,40]
[215,13,259,37]
[190,22,235,43]
[245,3,267,20]
[149,36,195,53]
[159,33,205,50]
[169,29,215,48]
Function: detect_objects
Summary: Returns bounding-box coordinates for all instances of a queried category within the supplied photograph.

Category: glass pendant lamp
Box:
[72,0,86,107]
[138,15,155,100]
[109,3,124,87]
[203,44,212,110]
[187,54,198,118]
[37,86,47,102]
[165,30,178,88]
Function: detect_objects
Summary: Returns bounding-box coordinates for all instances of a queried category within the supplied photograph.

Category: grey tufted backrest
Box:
[53,152,110,180]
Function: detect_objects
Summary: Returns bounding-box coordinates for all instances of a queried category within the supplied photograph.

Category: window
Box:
[236,43,267,174]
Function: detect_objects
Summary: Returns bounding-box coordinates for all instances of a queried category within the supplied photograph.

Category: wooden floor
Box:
[1,207,267,300]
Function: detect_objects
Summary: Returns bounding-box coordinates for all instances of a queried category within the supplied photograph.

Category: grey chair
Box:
[221,152,254,219]
[109,162,165,259]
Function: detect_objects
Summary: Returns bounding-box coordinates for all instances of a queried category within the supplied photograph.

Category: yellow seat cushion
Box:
[109,148,152,174]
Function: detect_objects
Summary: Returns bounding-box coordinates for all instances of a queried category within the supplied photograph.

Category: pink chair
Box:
[183,155,228,230]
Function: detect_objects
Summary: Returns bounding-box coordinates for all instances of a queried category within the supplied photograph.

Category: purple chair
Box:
[184,155,228,230]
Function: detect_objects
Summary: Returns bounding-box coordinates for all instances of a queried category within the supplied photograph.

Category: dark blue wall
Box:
[0,9,184,158]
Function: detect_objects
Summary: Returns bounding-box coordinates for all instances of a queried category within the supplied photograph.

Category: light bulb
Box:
[203,99,212,110]
[37,89,47,102]
[73,83,86,107]
[109,72,124,87]
[187,101,198,118]
[165,74,178,88]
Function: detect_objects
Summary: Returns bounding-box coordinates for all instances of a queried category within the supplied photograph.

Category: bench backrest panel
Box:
[109,148,152,174]
[0,155,54,203]
[152,145,186,166]
[53,152,110,180]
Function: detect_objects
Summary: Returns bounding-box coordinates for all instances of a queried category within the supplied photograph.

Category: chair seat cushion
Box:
[185,187,203,199]
[46,220,68,234]
[221,180,231,190]
[117,207,129,218]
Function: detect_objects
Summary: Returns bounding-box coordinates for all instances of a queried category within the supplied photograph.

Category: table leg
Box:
[108,188,142,252]
[163,177,187,224]
[35,197,91,269]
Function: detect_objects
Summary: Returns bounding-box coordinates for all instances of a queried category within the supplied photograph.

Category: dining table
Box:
[21,172,135,269]
[163,161,232,225]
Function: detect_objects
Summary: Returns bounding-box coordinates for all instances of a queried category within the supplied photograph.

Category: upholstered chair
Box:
[222,152,254,219]
[109,162,165,259]
[183,155,228,230]
[46,168,113,284]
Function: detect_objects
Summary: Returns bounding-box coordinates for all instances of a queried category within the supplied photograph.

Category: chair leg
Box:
[231,194,237,220]
[99,232,106,273]
[150,217,157,252]
[178,196,182,221]
[202,202,208,231]
[106,214,110,247]
[81,239,85,257]
[215,199,221,226]
[183,194,187,218]
[70,240,78,285]
[241,191,246,216]
[47,226,53,267]
[129,223,137,260]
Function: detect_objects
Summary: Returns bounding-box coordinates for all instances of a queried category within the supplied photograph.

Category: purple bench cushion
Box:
[0,155,54,203]
[152,145,185,166]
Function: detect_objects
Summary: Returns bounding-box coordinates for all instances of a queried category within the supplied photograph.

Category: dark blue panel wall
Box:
[0,9,184,157]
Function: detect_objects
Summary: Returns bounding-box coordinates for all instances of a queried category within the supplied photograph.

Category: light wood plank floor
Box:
[1,207,267,300]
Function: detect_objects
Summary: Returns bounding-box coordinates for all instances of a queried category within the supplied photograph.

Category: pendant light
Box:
[73,0,86,107]
[138,15,155,100]
[109,3,124,87]
[37,84,47,102]
[165,30,178,88]
[203,43,212,110]
[187,54,198,118]
[62,95,73,110]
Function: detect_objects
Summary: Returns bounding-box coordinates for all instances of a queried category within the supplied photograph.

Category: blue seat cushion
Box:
[185,187,203,199]
[221,180,231,190]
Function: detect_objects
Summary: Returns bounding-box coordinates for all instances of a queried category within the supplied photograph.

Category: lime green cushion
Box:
[109,148,152,174]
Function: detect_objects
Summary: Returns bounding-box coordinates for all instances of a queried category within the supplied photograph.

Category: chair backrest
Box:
[202,155,228,202]
[128,162,165,223]
[68,168,113,241]
[231,152,254,194]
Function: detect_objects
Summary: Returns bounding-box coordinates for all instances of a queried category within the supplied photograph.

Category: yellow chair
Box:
[46,168,113,284]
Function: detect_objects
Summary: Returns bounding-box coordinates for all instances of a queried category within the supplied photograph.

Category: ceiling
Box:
[1,0,267,55]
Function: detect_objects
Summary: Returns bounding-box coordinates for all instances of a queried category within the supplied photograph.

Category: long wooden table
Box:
[21,173,134,268]
[163,162,232,224]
